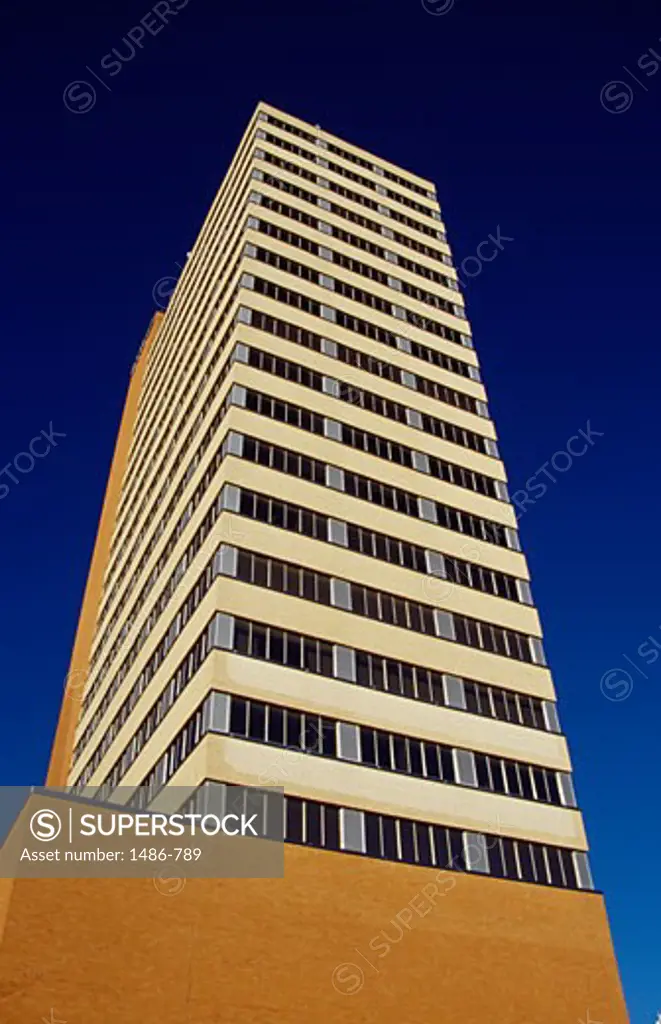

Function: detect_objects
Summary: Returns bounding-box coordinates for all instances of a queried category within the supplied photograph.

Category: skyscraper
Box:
[3,102,628,1022]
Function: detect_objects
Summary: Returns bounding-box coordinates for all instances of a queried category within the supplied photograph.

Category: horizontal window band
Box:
[235,431,518,550]
[248,196,476,370]
[117,181,259,535]
[74,581,559,794]
[235,384,508,503]
[250,217,464,327]
[225,613,558,732]
[275,787,591,890]
[238,340,493,458]
[253,173,451,273]
[259,149,443,242]
[250,247,468,352]
[261,112,434,199]
[91,360,239,674]
[100,291,242,614]
[73,619,216,790]
[252,199,456,294]
[248,244,468,348]
[126,691,592,892]
[225,483,527,605]
[245,301,484,418]
[199,689,575,810]
[248,199,463,327]
[245,281,477,381]
[126,164,259,482]
[89,481,226,692]
[112,147,460,626]
[220,543,545,667]
[89,386,518,725]
[284,789,590,889]
[259,128,437,216]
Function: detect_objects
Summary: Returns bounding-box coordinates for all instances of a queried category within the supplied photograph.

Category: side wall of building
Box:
[0,846,628,1023]
[45,314,162,788]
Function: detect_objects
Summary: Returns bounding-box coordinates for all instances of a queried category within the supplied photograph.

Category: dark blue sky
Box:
[1,1,659,1017]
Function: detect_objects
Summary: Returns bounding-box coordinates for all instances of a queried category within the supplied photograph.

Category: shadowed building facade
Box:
[0,102,628,1022]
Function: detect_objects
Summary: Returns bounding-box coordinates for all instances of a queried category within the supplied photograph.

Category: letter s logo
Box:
[29,809,62,842]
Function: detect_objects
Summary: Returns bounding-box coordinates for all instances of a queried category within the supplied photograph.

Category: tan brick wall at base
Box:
[0,844,628,1023]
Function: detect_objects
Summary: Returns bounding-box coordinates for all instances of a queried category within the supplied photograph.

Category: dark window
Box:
[303,639,317,673]
[361,729,377,766]
[531,844,548,885]
[415,822,434,866]
[229,697,247,737]
[324,806,340,850]
[517,842,535,883]
[286,633,302,668]
[393,736,408,773]
[546,845,565,887]
[399,820,415,863]
[306,802,322,846]
[269,629,284,664]
[433,825,450,868]
[424,743,441,780]
[382,817,398,859]
[366,814,382,857]
[286,798,303,843]
[248,701,266,742]
[501,837,518,880]
[234,619,250,655]
[286,709,302,749]
[489,837,506,878]
[448,829,465,871]
[377,733,391,770]
[268,706,284,746]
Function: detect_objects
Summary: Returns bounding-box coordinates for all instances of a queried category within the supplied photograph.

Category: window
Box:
[129,693,589,891]
[241,382,500,502]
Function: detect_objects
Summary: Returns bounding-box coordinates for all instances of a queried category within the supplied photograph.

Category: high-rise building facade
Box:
[1,102,628,1023]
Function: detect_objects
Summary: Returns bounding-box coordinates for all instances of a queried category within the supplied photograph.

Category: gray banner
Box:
[0,783,284,879]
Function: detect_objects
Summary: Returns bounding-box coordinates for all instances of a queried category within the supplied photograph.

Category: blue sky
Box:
[1,2,659,1017]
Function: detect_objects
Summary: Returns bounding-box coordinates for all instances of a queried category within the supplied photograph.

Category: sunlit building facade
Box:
[1,102,628,1024]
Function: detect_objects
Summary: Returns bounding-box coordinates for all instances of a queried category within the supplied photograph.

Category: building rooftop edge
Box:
[253,100,437,192]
